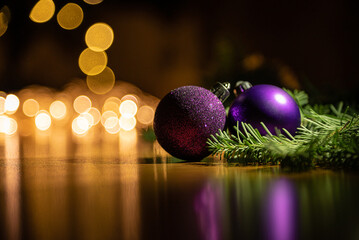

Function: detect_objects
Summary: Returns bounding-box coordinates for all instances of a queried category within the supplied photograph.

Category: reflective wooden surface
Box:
[1,132,359,240]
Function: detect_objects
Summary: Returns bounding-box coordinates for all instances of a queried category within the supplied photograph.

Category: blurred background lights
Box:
[80,112,94,126]
[72,116,90,135]
[137,105,154,125]
[87,107,101,125]
[121,94,138,105]
[57,3,84,30]
[0,97,5,114]
[29,0,56,23]
[5,94,20,114]
[119,116,136,131]
[101,110,117,127]
[104,117,121,134]
[86,66,115,94]
[104,116,118,129]
[0,5,10,37]
[83,0,103,5]
[78,48,108,76]
[50,100,67,119]
[85,23,114,52]
[103,97,121,115]
[73,95,92,113]
[35,111,52,131]
[0,116,17,135]
[23,99,40,117]
[120,100,137,118]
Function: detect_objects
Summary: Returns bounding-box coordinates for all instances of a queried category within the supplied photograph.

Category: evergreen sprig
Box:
[207,89,359,170]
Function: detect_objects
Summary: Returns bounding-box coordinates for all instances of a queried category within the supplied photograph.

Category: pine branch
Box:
[207,89,359,170]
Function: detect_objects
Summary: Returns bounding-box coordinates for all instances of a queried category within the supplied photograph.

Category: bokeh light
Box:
[29,0,56,23]
[50,100,67,119]
[73,95,92,114]
[23,99,40,117]
[88,107,101,125]
[137,105,154,125]
[119,100,137,118]
[5,94,20,114]
[35,111,52,131]
[78,48,108,76]
[80,112,94,126]
[0,96,5,114]
[104,116,118,129]
[103,97,121,115]
[72,116,90,135]
[83,0,103,5]
[101,111,117,127]
[119,116,136,131]
[0,116,17,135]
[121,94,138,105]
[86,66,115,94]
[57,3,83,30]
[104,117,121,134]
[0,6,10,37]
[85,23,114,52]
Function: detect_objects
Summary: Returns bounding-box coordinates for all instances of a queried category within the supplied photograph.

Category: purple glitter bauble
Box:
[154,86,226,161]
[228,84,301,136]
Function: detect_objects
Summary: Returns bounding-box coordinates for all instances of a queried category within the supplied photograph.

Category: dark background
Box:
[1,0,358,102]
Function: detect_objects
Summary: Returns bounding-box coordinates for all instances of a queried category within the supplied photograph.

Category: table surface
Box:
[1,132,359,240]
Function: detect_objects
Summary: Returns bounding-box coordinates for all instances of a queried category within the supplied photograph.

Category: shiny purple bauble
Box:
[228,84,301,136]
[154,86,226,161]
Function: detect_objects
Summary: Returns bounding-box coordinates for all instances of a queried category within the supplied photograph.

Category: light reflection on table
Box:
[1,133,359,240]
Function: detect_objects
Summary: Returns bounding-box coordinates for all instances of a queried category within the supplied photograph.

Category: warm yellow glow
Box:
[242,53,264,71]
[119,116,136,131]
[85,23,114,52]
[137,105,154,125]
[0,116,17,135]
[5,94,20,114]
[88,107,101,125]
[0,97,5,114]
[86,66,115,95]
[80,112,94,126]
[101,111,117,127]
[103,97,121,115]
[120,100,137,118]
[78,48,108,76]
[104,116,119,129]
[0,6,10,37]
[73,95,92,113]
[22,99,40,117]
[57,3,83,30]
[29,0,55,23]
[83,0,103,5]
[49,100,67,119]
[104,117,121,134]
[121,94,138,104]
[72,116,90,135]
[35,111,52,131]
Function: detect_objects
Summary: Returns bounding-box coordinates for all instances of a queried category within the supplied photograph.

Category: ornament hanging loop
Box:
[234,81,252,96]
[210,82,231,103]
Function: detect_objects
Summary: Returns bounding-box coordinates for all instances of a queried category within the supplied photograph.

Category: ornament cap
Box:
[234,81,253,96]
[210,82,231,103]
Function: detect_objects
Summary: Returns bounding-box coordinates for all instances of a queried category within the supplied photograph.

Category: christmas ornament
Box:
[227,81,301,136]
[154,83,230,161]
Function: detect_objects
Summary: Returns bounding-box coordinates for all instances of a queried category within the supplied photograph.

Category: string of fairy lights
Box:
[0,1,159,137]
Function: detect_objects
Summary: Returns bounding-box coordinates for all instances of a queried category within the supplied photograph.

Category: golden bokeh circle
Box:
[83,0,103,5]
[57,3,84,30]
[23,99,40,117]
[86,67,115,95]
[78,48,108,76]
[30,0,55,23]
[85,23,114,52]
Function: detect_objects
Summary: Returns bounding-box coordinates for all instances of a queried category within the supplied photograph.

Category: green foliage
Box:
[207,89,359,170]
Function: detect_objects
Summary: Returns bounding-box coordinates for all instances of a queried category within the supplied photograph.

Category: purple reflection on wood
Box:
[194,182,224,240]
[264,179,298,240]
